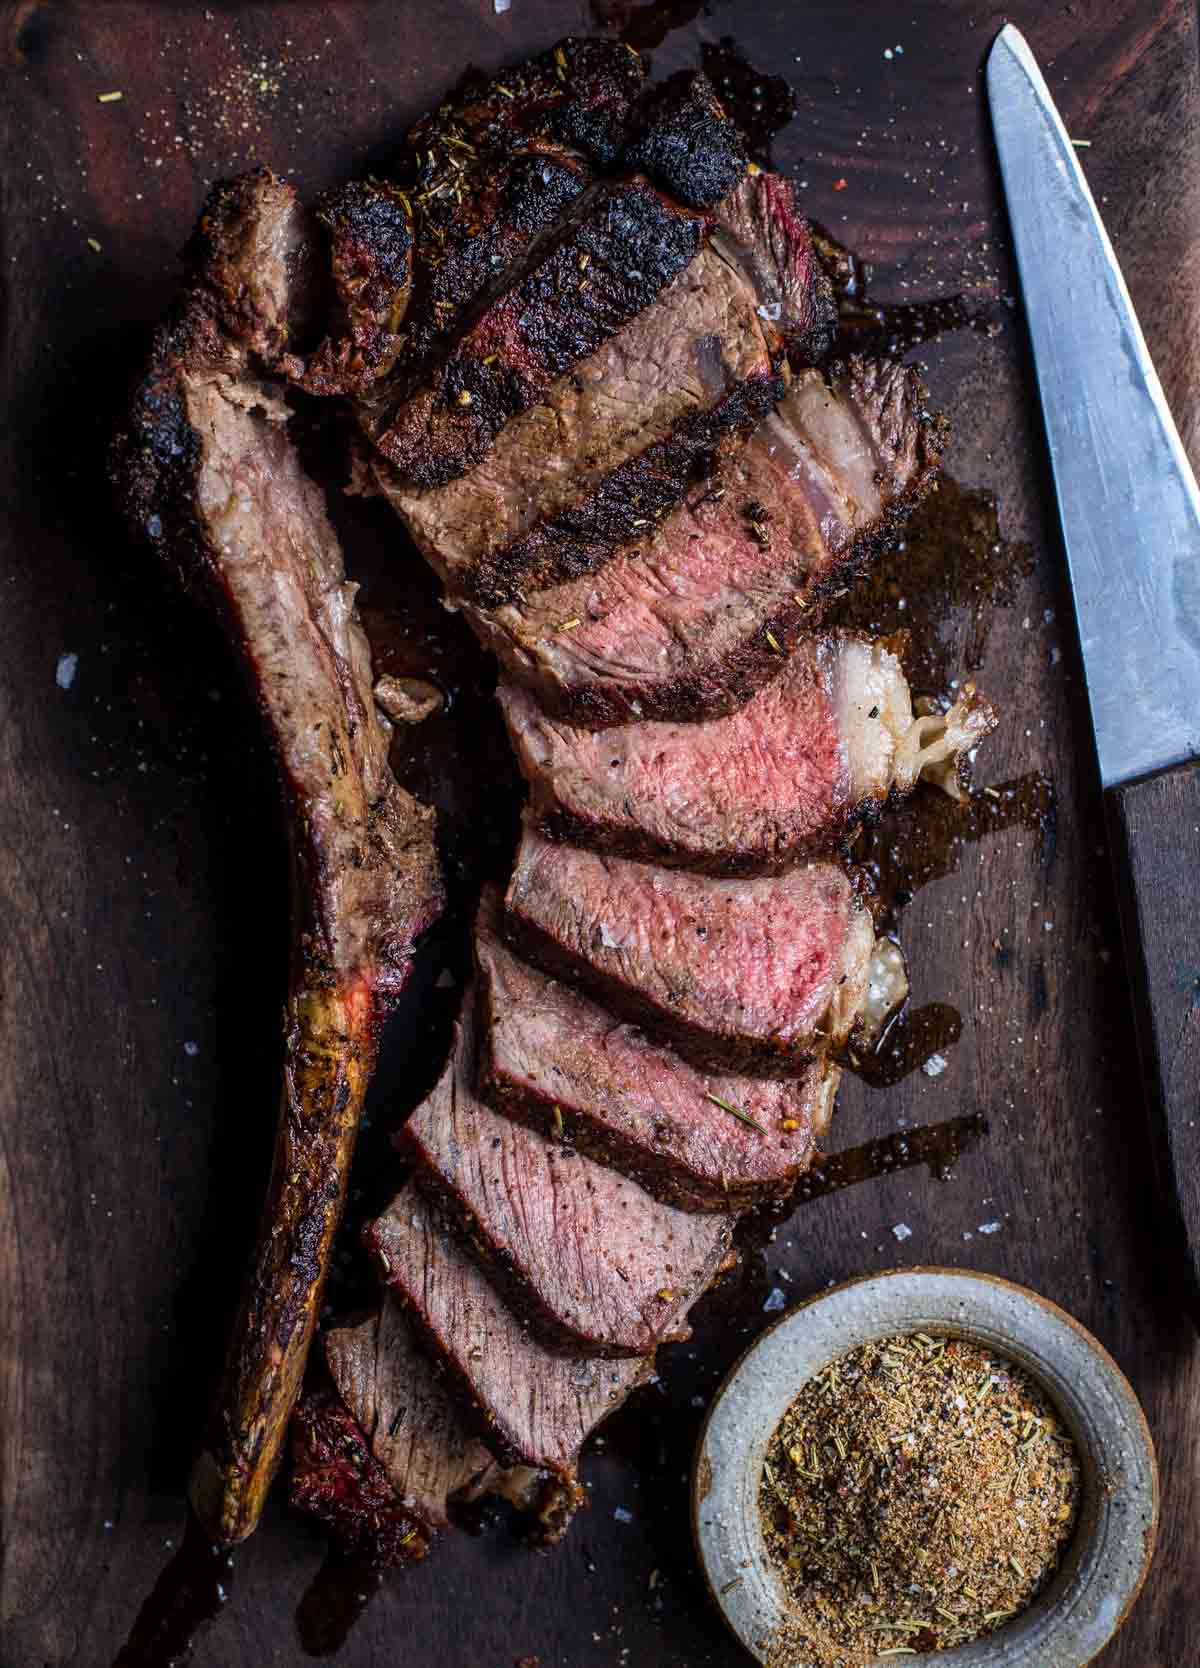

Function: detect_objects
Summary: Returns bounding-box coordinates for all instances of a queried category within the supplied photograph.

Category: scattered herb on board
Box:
[759,1333,1081,1667]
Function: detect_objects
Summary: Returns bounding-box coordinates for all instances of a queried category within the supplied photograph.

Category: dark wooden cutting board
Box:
[3,2,1197,1664]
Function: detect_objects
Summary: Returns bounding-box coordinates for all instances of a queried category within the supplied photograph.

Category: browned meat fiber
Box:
[504,822,876,1075]
[475,905,839,1212]
[500,635,997,872]
[366,1186,650,1474]
[475,357,943,727]
[401,993,733,1356]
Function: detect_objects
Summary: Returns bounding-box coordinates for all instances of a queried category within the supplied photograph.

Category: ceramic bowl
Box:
[693,1268,1157,1667]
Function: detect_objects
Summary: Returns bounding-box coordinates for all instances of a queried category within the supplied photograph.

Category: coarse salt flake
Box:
[56,653,78,689]
[922,1052,947,1078]
[891,1222,913,1241]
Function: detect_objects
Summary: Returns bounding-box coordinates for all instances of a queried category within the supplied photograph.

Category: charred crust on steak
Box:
[405,37,645,173]
[370,178,709,488]
[398,143,593,374]
[282,178,414,396]
[398,995,734,1358]
[621,70,749,209]
[464,368,786,607]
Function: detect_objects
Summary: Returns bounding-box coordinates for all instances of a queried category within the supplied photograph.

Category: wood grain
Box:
[1108,763,1200,1324]
[2,2,1198,1665]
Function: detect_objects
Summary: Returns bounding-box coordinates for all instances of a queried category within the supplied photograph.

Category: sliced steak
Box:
[405,36,646,174]
[463,368,784,608]
[398,143,593,376]
[476,908,838,1211]
[370,177,708,487]
[292,1303,583,1561]
[712,168,836,367]
[401,994,733,1356]
[473,358,942,727]
[282,178,413,395]
[323,1302,580,1542]
[366,1186,649,1473]
[620,70,747,209]
[500,636,997,872]
[391,36,647,372]
[111,169,443,1549]
[504,824,875,1074]
[377,242,777,592]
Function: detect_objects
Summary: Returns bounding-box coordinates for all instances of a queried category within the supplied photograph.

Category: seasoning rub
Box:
[759,1333,1081,1667]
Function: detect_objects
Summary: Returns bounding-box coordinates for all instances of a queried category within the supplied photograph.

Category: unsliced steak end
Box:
[365,1185,649,1473]
[621,70,748,209]
[476,900,838,1211]
[401,991,733,1356]
[289,1386,433,1567]
[477,356,945,727]
[504,824,875,1075]
[372,178,708,488]
[500,634,996,872]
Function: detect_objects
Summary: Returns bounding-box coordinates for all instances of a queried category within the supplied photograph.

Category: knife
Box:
[988,25,1200,1321]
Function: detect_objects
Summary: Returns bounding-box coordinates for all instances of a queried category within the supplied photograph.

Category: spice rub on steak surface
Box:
[476,357,943,727]
[501,635,997,873]
[111,167,443,1549]
[377,241,780,597]
[504,824,875,1075]
[476,907,838,1212]
[366,1186,649,1474]
[371,177,708,487]
[401,995,733,1356]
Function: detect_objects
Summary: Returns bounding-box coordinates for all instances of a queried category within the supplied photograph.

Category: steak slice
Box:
[473,357,943,726]
[462,369,784,608]
[476,907,839,1212]
[281,178,414,396]
[111,169,443,1549]
[711,169,836,367]
[376,242,778,592]
[504,824,875,1075]
[366,1186,649,1473]
[500,636,998,872]
[406,36,646,174]
[401,994,733,1356]
[369,177,708,487]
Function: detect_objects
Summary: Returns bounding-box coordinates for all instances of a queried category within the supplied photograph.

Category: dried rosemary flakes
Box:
[759,1333,1081,1667]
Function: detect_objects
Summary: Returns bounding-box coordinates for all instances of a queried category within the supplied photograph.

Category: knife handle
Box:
[1107,760,1200,1323]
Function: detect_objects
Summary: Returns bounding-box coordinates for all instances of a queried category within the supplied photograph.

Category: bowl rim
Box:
[692,1265,1159,1668]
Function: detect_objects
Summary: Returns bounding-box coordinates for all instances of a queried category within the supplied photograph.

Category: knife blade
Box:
[989,24,1200,1322]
